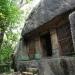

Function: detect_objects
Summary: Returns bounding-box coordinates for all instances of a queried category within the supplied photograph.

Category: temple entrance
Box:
[40,32,52,57]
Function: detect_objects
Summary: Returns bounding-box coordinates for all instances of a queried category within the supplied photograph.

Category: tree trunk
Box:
[0,30,5,49]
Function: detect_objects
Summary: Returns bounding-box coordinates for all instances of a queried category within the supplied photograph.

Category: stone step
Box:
[22,72,33,75]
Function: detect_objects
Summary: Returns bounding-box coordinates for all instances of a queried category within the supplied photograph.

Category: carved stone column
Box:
[50,29,60,57]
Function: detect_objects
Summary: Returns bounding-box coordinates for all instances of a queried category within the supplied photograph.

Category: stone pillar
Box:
[35,37,43,59]
[50,30,60,57]
[69,11,75,51]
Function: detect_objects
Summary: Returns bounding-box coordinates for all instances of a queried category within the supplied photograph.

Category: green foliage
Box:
[0,0,33,63]
[0,0,21,26]
[0,25,21,63]
[0,0,22,63]
[0,41,12,63]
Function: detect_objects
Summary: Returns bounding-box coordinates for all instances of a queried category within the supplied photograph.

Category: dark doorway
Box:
[40,32,52,57]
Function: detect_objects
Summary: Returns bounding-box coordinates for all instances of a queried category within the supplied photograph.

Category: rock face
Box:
[15,57,75,75]
[69,11,75,51]
[48,57,75,75]
[22,0,75,36]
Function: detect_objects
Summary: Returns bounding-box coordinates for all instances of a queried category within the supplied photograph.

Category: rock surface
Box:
[22,0,75,36]
[14,57,75,75]
[69,11,75,51]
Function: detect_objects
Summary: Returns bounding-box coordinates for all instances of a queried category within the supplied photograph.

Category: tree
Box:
[0,0,22,63]
[0,0,33,63]
[0,0,21,49]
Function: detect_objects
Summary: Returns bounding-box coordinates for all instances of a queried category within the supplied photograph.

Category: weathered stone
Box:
[69,11,75,51]
[15,57,75,75]
[22,0,75,36]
